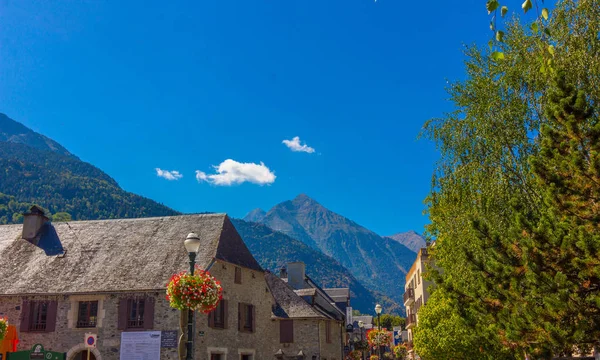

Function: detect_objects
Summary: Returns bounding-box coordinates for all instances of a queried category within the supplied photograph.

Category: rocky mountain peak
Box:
[243,208,267,223]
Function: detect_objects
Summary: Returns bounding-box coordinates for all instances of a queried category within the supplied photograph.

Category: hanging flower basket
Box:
[369,356,380,360]
[166,265,223,313]
[346,350,362,360]
[393,344,408,359]
[367,328,392,347]
[0,318,7,341]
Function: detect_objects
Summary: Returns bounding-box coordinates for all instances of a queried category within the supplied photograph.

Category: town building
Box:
[0,214,345,360]
[403,247,430,358]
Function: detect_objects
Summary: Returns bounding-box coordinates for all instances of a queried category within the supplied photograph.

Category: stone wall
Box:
[0,260,344,360]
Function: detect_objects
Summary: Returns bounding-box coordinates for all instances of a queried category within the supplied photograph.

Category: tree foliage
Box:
[419,0,600,358]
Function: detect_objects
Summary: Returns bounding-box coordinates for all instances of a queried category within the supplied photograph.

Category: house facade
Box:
[403,247,430,358]
[0,214,345,360]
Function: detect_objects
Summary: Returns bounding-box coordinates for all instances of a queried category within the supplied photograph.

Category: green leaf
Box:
[544,28,552,37]
[548,45,555,56]
[488,39,494,51]
[542,8,549,20]
[486,0,499,14]
[501,6,508,17]
[490,20,495,31]
[522,0,533,13]
[491,52,505,61]
[531,22,539,33]
[496,31,505,42]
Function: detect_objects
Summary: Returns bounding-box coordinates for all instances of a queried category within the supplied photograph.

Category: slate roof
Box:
[324,288,350,303]
[0,214,262,295]
[265,272,331,320]
[294,288,317,297]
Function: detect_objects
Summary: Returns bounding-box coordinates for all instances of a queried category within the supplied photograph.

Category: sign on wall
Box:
[85,333,97,349]
[5,344,65,360]
[120,331,161,360]
[160,331,178,349]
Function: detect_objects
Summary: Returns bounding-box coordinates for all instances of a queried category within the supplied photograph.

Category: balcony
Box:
[406,313,417,329]
[403,288,415,306]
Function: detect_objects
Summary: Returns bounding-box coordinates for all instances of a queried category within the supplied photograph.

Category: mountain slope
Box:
[232,219,402,315]
[243,208,266,223]
[0,113,74,157]
[386,231,427,253]
[0,114,179,222]
[255,194,416,307]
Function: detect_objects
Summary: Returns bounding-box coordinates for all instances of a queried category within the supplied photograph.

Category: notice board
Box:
[119,331,161,360]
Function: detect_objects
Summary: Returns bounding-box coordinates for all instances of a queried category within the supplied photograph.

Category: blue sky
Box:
[0,0,491,236]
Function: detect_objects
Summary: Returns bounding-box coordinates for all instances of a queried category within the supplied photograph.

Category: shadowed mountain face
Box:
[0,114,179,222]
[386,231,427,253]
[245,194,417,308]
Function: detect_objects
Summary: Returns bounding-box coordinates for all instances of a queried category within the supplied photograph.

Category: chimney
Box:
[287,262,305,290]
[280,266,288,279]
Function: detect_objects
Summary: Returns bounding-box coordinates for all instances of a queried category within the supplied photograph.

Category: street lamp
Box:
[375,304,383,358]
[184,233,201,360]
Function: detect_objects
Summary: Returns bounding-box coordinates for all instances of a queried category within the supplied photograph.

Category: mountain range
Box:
[244,196,417,308]
[0,113,423,315]
[385,230,427,253]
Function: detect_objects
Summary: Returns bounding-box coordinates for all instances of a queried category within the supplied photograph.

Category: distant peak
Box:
[243,208,266,223]
[293,193,317,204]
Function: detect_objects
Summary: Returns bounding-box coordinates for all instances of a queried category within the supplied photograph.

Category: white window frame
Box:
[208,347,228,360]
[238,348,255,360]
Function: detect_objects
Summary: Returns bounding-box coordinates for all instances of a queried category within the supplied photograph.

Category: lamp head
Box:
[184,232,201,253]
[375,304,382,315]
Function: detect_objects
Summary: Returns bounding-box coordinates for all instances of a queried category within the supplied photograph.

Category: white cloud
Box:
[155,168,183,181]
[195,159,276,186]
[282,136,315,153]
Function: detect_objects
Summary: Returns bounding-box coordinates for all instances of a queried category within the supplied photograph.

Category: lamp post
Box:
[184,233,201,360]
[359,321,365,360]
[375,304,383,358]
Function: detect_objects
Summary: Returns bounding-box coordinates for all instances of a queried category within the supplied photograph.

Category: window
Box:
[417,270,421,285]
[30,301,49,331]
[241,355,252,360]
[238,303,255,332]
[209,300,227,329]
[210,355,223,360]
[127,299,145,328]
[118,297,154,330]
[20,300,57,333]
[77,301,98,328]
[280,320,294,343]
[235,267,242,284]
[325,321,332,343]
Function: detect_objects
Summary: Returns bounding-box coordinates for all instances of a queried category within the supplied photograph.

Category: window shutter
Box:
[280,320,294,343]
[223,300,228,329]
[45,301,58,332]
[208,308,215,328]
[118,299,128,330]
[238,303,242,331]
[250,304,255,333]
[143,298,155,330]
[20,300,30,332]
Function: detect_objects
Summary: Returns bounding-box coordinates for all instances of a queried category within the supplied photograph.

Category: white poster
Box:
[120,331,161,360]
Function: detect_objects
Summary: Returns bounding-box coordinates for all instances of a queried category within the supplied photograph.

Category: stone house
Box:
[0,214,344,360]
[265,261,349,360]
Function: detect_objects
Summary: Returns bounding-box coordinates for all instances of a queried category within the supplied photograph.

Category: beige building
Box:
[403,247,430,357]
[0,214,344,360]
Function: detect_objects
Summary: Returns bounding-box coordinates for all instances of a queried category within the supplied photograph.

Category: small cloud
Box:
[282,136,315,153]
[195,159,276,186]
[155,168,183,181]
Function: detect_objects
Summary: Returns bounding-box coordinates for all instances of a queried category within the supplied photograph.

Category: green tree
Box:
[421,0,600,357]
[51,212,72,222]
[374,314,405,330]
[413,290,513,360]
